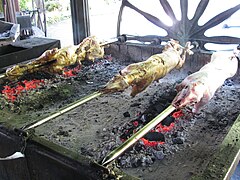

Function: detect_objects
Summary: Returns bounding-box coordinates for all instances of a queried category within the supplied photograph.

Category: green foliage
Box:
[19,0,31,10]
[45,1,62,12]
[0,2,3,13]
[46,13,70,25]
[45,0,71,25]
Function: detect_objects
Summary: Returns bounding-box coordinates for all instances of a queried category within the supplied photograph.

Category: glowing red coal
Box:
[2,79,44,102]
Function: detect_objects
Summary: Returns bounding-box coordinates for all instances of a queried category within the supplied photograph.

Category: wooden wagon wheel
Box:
[117,0,240,50]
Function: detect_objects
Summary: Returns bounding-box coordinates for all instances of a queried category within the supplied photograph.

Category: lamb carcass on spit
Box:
[172,48,239,113]
[5,36,104,81]
[101,39,194,97]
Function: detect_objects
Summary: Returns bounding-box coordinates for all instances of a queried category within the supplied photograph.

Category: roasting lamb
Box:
[102,39,193,96]
[172,48,239,113]
[5,36,104,81]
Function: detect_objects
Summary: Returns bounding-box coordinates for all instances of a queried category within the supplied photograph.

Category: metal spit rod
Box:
[101,104,176,165]
[0,74,5,79]
[23,91,102,130]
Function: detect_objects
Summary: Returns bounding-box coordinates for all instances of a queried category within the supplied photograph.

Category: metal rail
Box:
[23,91,102,130]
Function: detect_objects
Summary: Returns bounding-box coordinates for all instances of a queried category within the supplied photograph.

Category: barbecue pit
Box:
[0,1,240,179]
[0,41,239,179]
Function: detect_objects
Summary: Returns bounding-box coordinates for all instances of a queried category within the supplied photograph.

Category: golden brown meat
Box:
[101,39,193,97]
[5,36,104,81]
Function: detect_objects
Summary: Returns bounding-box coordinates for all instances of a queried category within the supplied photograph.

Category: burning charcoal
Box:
[134,143,144,151]
[120,128,134,140]
[161,116,175,126]
[132,120,139,127]
[144,132,165,142]
[123,111,130,117]
[140,113,155,123]
[172,137,183,144]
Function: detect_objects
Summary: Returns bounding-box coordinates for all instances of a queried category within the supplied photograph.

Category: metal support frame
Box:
[70,0,90,45]
[117,0,240,50]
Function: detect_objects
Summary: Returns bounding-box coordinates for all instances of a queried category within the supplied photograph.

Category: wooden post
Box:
[70,0,90,45]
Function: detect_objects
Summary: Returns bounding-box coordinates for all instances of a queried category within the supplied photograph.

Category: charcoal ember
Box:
[123,111,130,117]
[99,149,108,159]
[155,143,164,151]
[105,141,117,151]
[172,137,184,144]
[117,151,155,168]
[151,90,175,105]
[120,128,134,140]
[119,156,132,167]
[133,143,144,151]
[141,155,153,166]
[139,114,148,123]
[131,157,142,168]
[171,132,178,138]
[144,132,165,142]
[161,116,175,126]
[21,72,54,81]
[139,113,155,124]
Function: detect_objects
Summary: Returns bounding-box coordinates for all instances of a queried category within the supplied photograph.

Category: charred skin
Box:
[172,50,239,113]
[102,40,193,96]
[5,36,104,81]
